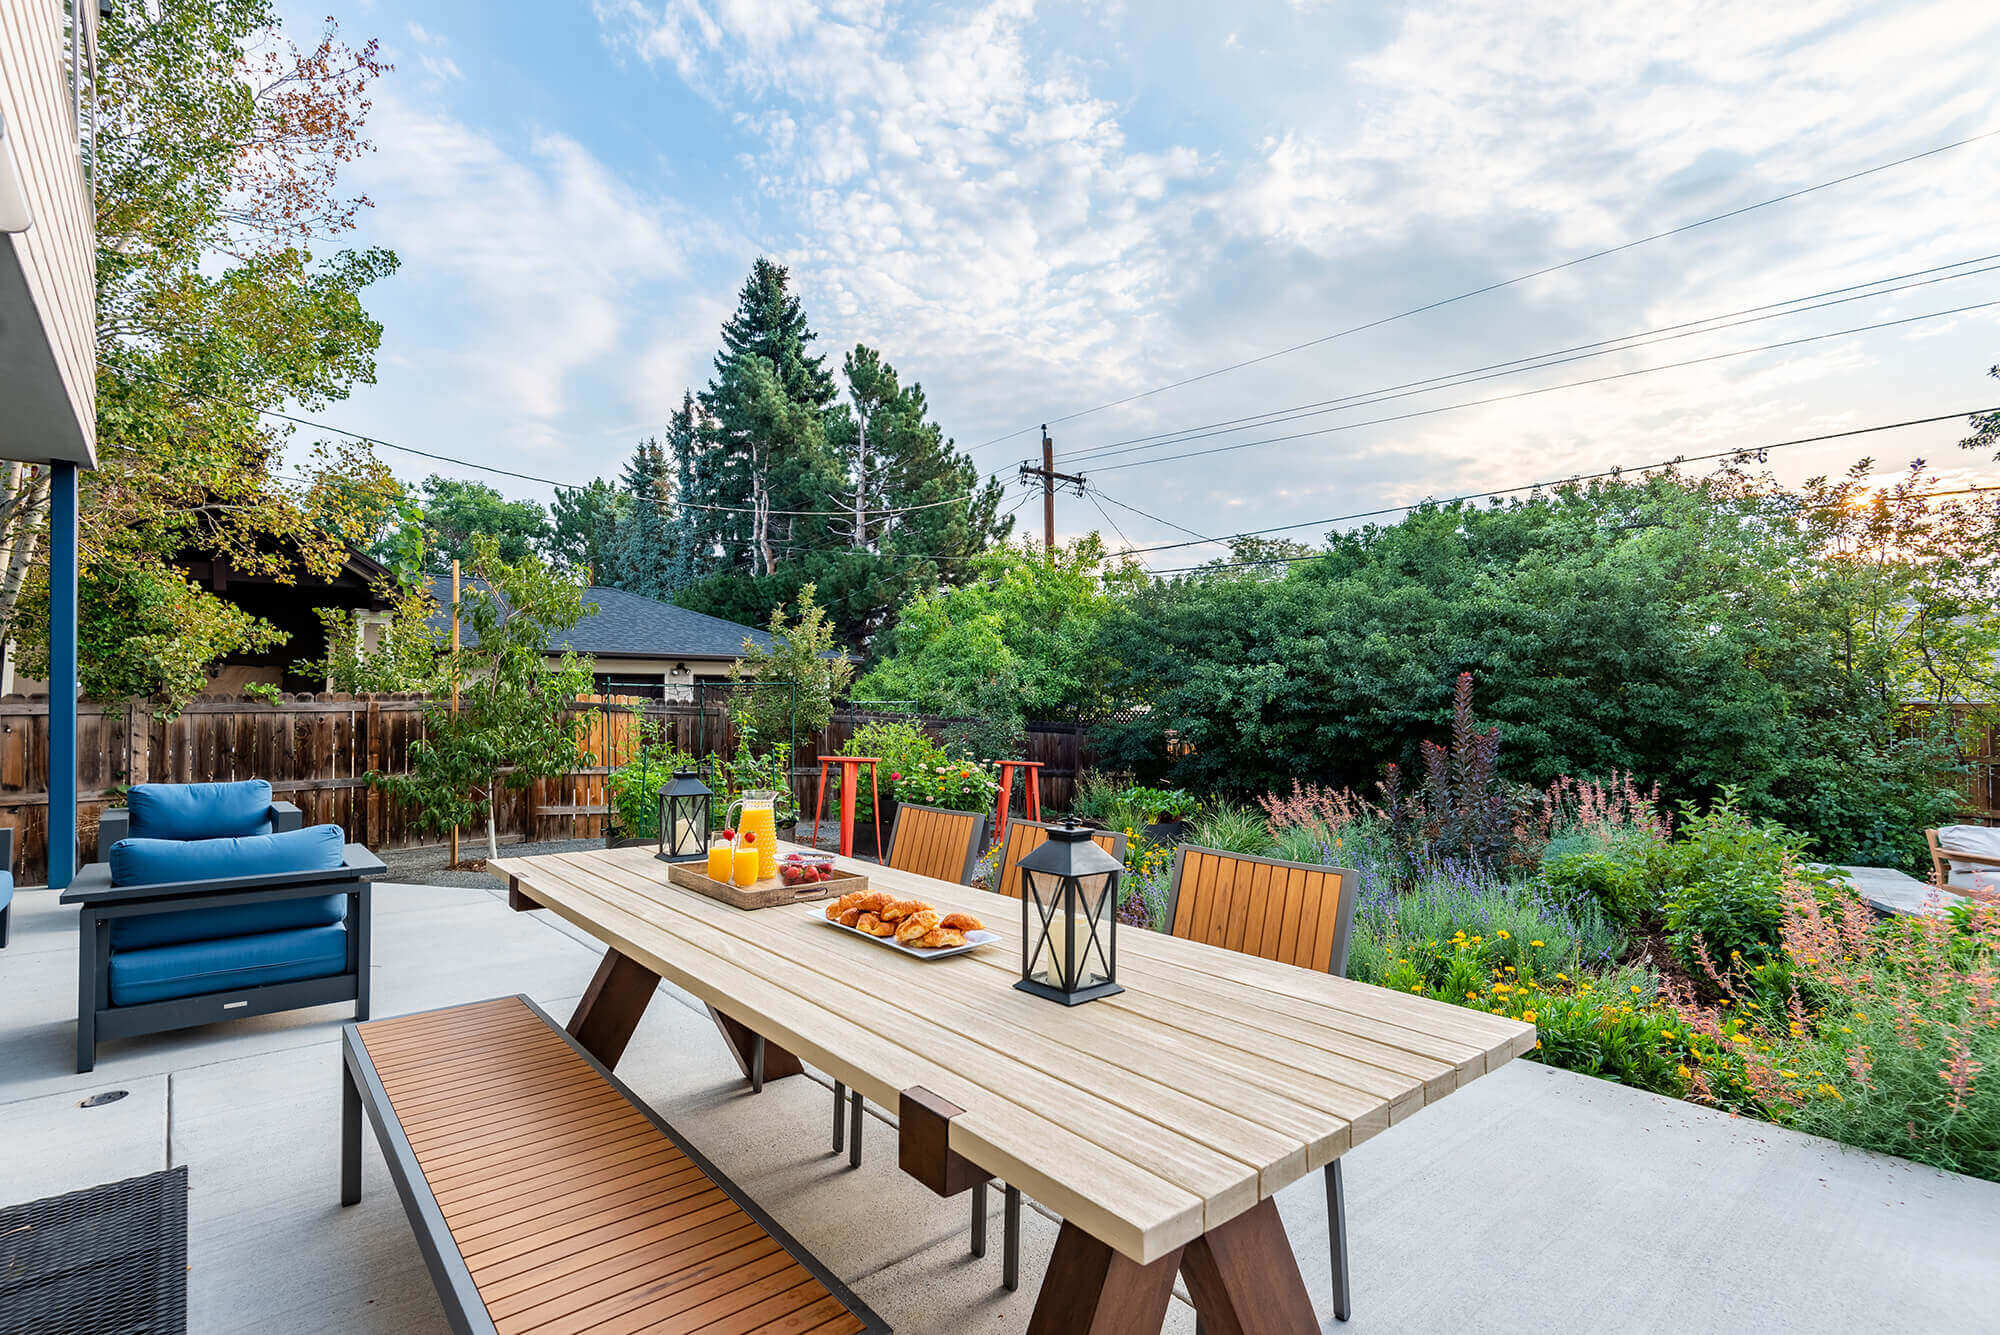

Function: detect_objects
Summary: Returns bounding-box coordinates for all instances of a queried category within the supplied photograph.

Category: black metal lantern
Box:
[656,770,713,863]
[1014,823,1123,1004]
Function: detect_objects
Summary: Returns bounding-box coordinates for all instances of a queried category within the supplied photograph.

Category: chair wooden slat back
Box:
[885,803,989,886]
[994,819,1128,899]
[1166,844,1359,976]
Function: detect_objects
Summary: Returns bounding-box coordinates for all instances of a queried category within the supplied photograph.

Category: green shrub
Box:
[1124,786,1197,822]
[893,759,1000,813]
[1186,801,1273,856]
[1346,864,1626,992]
[840,719,945,821]
[1537,828,1660,928]
[605,737,699,839]
[1070,770,1140,830]
[1652,796,1840,980]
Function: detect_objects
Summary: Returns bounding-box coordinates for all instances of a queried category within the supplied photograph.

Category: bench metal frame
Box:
[340,995,889,1335]
[60,802,381,1072]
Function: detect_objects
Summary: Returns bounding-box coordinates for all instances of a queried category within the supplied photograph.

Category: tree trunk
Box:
[851,412,869,549]
[0,464,51,649]
[486,793,499,861]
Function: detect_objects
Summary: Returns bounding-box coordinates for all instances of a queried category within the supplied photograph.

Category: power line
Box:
[1087,302,2000,474]
[1087,485,1220,546]
[1139,483,2000,576]
[1056,254,2000,467]
[1085,488,1136,550]
[965,127,2000,454]
[1069,408,2000,561]
[260,410,984,520]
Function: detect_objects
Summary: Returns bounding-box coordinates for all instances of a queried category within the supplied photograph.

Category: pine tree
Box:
[696,258,841,576]
[606,435,676,598]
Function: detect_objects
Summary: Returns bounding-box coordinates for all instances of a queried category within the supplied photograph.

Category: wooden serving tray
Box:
[665,860,867,911]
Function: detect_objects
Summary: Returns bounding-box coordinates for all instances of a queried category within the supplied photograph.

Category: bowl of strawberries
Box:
[778,851,837,887]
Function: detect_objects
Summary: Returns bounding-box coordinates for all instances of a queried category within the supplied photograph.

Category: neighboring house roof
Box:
[426,578,773,660]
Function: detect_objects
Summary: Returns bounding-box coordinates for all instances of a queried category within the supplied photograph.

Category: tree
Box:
[307,582,446,694]
[417,476,551,573]
[604,428,682,598]
[7,2,399,710]
[1084,472,1994,868]
[369,537,595,859]
[728,583,855,753]
[549,478,627,581]
[857,536,1144,728]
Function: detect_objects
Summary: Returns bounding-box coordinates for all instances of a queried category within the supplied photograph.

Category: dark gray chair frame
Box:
[60,801,382,1072]
[0,828,12,949]
[1167,843,1360,1325]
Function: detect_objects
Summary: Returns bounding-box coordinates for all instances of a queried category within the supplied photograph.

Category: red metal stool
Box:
[993,759,1044,847]
[813,756,883,858]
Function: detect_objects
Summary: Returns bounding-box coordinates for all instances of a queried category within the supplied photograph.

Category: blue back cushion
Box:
[127,780,274,840]
[110,891,348,951]
[109,823,346,889]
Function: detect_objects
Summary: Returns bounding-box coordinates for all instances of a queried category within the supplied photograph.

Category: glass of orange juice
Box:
[732,832,762,887]
[707,833,734,883]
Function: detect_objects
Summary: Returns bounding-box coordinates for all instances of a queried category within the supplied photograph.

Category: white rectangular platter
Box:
[814,911,1000,961]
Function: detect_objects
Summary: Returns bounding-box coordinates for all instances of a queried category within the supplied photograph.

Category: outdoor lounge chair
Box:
[1927,825,2000,899]
[1165,843,1360,1325]
[61,780,383,1071]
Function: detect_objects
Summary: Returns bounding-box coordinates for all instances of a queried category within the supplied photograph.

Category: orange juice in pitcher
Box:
[724,791,780,881]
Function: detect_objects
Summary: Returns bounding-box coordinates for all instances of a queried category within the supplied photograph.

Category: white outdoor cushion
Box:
[1937,824,2000,892]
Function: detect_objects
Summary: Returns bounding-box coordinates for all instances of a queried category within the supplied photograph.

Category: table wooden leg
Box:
[566,947,658,1069]
[706,1004,804,1086]
[1178,1197,1318,1335]
[1028,1220,1184,1335]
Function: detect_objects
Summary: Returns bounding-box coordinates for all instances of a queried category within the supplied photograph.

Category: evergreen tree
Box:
[606,435,676,598]
[549,478,627,582]
[695,258,842,576]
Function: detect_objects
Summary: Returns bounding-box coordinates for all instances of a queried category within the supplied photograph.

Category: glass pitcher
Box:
[723,790,780,882]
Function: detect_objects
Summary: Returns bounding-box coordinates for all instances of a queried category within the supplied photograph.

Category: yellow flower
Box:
[1496,930,1511,940]
[1676,1064,1691,1079]
[1530,940,1544,948]
[1629,985,1641,995]
[1466,991,1479,1000]
[1729,1033,1750,1044]
[1555,972,1569,982]
[1521,1010,1538,1024]
[1780,1070,1799,1078]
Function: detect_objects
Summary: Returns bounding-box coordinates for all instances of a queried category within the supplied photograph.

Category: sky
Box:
[287,0,2000,568]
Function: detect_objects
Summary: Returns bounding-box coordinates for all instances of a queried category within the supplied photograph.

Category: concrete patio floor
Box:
[4,876,1997,1333]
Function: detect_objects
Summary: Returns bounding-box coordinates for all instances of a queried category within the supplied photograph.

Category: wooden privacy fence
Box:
[0,693,1093,882]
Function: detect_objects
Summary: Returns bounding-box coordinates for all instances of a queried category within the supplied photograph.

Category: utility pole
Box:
[449,558,460,868]
[1019,424,1086,558]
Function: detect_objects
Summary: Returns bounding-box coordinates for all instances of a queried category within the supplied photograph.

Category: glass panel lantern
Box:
[656,770,713,863]
[1014,823,1124,1004]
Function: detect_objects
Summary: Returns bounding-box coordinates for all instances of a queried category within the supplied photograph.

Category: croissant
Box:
[939,912,983,933]
[837,905,867,928]
[914,927,967,949]
[880,898,930,923]
[856,912,897,938]
[854,891,893,915]
[825,895,859,922]
[894,910,942,944]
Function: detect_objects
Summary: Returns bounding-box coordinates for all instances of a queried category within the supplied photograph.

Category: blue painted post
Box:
[48,462,78,889]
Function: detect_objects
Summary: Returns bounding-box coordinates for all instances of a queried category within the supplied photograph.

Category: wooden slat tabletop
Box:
[493,844,1535,1265]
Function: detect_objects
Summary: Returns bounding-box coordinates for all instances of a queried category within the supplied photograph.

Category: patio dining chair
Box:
[992,817,1127,899]
[1927,825,2000,899]
[829,803,988,1164]
[1166,843,1360,1324]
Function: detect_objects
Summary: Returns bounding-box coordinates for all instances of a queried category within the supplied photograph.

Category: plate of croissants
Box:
[819,890,996,959]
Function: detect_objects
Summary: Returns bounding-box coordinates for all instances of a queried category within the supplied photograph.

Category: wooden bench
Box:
[341,995,887,1335]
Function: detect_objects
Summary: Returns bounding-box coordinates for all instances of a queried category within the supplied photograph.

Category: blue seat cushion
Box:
[109,891,349,951]
[0,869,11,915]
[108,923,349,1007]
[127,780,275,840]
[109,824,346,889]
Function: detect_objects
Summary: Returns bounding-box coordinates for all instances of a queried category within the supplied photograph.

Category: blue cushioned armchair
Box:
[60,780,384,1071]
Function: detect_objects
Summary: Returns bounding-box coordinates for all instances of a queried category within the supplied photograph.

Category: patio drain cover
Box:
[0,1166,188,1333]
[78,1090,129,1108]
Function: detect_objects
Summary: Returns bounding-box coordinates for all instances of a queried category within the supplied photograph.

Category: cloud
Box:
[352,90,693,429]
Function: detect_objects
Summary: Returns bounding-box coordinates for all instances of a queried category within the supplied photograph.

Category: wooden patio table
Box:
[492,843,1536,1334]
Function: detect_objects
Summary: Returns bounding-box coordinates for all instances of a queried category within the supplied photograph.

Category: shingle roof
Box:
[426,578,773,659]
